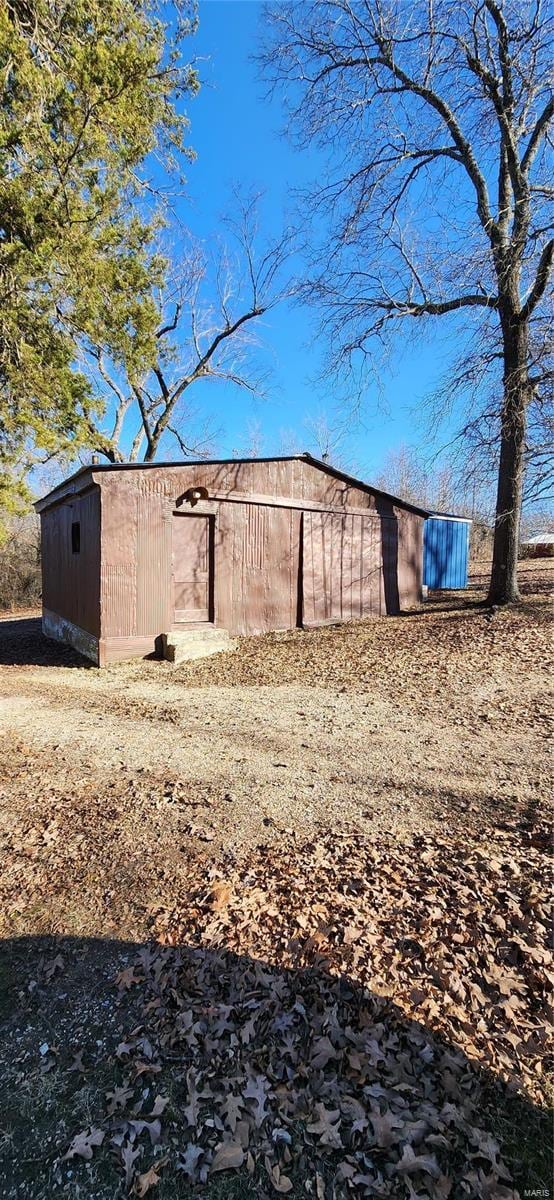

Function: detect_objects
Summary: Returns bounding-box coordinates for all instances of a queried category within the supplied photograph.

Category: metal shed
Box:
[519,532,554,558]
[423,512,472,590]
[35,454,427,665]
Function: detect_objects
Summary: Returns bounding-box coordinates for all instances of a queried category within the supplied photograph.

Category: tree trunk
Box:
[488,310,528,605]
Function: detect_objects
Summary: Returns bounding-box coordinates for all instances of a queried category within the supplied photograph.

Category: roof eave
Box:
[300,453,431,517]
[34,465,95,513]
[35,452,433,518]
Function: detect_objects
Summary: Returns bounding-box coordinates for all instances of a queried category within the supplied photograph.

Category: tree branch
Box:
[131,381,154,458]
[145,305,266,459]
[521,94,554,172]
[156,302,183,339]
[519,238,553,320]
[374,293,498,318]
[372,37,497,240]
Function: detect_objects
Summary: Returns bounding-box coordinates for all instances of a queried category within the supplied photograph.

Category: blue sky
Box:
[144,1,469,478]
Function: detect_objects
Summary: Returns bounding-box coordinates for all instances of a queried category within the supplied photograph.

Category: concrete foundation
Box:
[161,628,235,664]
[43,608,99,665]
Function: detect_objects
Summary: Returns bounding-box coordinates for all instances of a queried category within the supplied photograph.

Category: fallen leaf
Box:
[177,1143,203,1180]
[266,1158,293,1193]
[369,1107,404,1149]
[121,1141,140,1189]
[306,1103,342,1149]
[67,1050,85,1074]
[243,1074,270,1127]
[116,966,141,990]
[210,1141,244,1173]
[210,883,233,911]
[106,1085,134,1115]
[395,1143,441,1178]
[150,1095,169,1118]
[221,1093,244,1133]
[310,1035,338,1069]
[63,1128,104,1161]
[134,1165,160,1196]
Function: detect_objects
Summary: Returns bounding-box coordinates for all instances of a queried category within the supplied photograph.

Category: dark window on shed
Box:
[71,522,81,554]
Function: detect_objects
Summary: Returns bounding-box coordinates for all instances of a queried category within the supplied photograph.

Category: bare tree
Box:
[261,0,553,603]
[373,441,495,517]
[275,408,359,468]
[303,410,354,467]
[76,196,294,465]
[232,418,265,459]
[427,328,553,514]
[374,445,447,511]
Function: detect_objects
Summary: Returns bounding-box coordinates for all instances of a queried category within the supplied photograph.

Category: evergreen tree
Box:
[0,0,198,518]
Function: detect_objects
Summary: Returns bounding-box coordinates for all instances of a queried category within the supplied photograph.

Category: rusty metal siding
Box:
[101,565,136,637]
[99,475,137,639]
[40,488,100,636]
[398,513,424,608]
[242,504,266,570]
[302,510,386,625]
[38,460,424,658]
[136,478,172,634]
[99,473,172,638]
[357,516,384,616]
[214,500,299,636]
[172,513,212,622]
[95,459,376,512]
[94,464,422,642]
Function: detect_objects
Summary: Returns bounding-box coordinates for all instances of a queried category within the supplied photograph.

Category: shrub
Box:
[0,515,41,610]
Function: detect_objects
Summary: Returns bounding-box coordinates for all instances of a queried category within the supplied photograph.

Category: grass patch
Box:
[483,1083,553,1197]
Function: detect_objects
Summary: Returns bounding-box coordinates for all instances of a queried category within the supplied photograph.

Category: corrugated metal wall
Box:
[397,512,424,608]
[95,462,423,638]
[302,509,423,622]
[99,458,379,513]
[423,517,470,589]
[39,460,424,656]
[216,501,300,636]
[99,471,302,639]
[302,511,384,624]
[41,488,101,635]
[100,473,173,639]
[135,479,173,634]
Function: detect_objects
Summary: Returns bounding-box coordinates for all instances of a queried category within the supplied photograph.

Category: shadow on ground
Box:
[0,618,92,669]
[0,934,549,1200]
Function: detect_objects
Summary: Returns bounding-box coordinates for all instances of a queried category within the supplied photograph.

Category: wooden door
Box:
[172,514,212,623]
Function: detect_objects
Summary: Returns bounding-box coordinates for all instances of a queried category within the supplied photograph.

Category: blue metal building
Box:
[423,513,472,590]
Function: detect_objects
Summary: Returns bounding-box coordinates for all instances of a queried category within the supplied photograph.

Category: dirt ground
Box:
[0,560,551,1199]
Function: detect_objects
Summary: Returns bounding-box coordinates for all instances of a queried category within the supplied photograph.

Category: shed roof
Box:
[521,531,554,544]
[34,453,431,516]
[427,510,473,523]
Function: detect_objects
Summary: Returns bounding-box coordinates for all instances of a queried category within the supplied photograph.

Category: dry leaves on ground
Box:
[48,814,551,1198]
[152,819,551,1110]
[51,943,522,1198]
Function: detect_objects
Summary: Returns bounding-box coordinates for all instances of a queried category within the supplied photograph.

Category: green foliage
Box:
[0,0,198,514]
[0,469,30,546]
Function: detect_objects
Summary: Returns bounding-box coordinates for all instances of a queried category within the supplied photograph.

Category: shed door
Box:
[172,514,212,623]
[302,510,383,625]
